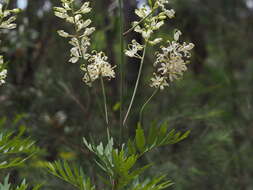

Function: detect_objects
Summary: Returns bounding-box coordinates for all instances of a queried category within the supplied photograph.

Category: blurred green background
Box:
[0,0,253,189]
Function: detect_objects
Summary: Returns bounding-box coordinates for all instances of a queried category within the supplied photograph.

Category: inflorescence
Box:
[54,0,115,86]
[151,30,194,90]
[0,2,20,86]
[125,0,194,90]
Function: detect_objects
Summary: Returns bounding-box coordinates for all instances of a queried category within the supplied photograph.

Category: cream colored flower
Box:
[125,40,143,58]
[81,51,115,85]
[0,56,7,86]
[150,73,169,90]
[54,0,97,68]
[151,30,194,90]
[0,4,20,86]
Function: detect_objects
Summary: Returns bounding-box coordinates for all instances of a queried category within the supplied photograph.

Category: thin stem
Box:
[123,9,155,36]
[123,42,148,126]
[139,88,159,124]
[100,77,109,126]
[118,0,124,142]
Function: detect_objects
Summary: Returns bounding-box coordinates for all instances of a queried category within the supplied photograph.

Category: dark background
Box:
[0,0,253,189]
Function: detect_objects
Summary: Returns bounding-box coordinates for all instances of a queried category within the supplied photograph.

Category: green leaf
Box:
[45,160,95,190]
[179,130,191,141]
[127,139,136,155]
[147,123,158,147]
[0,175,42,190]
[113,102,121,111]
[148,0,154,7]
[0,124,39,169]
[130,175,173,190]
[135,124,146,152]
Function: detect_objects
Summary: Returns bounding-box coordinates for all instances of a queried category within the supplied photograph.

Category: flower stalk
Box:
[123,42,148,126]
[100,76,109,126]
[139,88,159,124]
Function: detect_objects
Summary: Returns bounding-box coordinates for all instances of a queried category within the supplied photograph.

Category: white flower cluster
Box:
[0,3,20,29]
[54,0,94,64]
[0,56,7,85]
[81,51,115,85]
[54,0,115,86]
[0,2,20,86]
[132,0,175,42]
[156,0,175,18]
[125,0,175,58]
[150,30,194,90]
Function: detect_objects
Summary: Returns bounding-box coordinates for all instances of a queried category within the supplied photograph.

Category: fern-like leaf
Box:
[45,160,95,190]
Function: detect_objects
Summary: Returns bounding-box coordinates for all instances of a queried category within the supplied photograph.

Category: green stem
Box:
[123,9,156,36]
[119,0,124,142]
[139,88,159,124]
[123,42,148,126]
[100,77,109,126]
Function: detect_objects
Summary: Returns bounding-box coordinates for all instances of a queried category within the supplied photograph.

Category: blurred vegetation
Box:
[0,0,253,189]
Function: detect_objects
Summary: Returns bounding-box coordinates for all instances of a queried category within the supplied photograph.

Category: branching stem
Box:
[139,88,159,124]
[123,9,155,36]
[123,42,148,126]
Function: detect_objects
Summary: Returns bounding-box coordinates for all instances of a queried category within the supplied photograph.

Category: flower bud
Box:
[57,30,71,38]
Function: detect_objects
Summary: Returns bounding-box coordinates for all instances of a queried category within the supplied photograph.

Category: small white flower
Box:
[150,73,169,90]
[135,6,151,18]
[133,25,143,33]
[54,7,67,13]
[142,29,152,40]
[156,0,169,9]
[66,16,74,23]
[148,38,163,45]
[77,19,92,32]
[82,27,95,36]
[62,3,71,11]
[174,30,182,41]
[0,56,3,65]
[69,56,79,64]
[0,68,7,86]
[125,40,143,58]
[0,16,17,29]
[57,30,71,38]
[54,12,68,19]
[74,14,82,22]
[69,37,79,47]
[76,2,91,14]
[70,47,80,58]
[164,9,175,18]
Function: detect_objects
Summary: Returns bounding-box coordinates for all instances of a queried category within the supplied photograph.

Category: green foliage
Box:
[45,161,95,190]
[0,124,38,169]
[0,175,41,190]
[80,123,188,190]
[83,137,150,189]
[128,122,190,156]
[1,0,252,189]
[130,176,173,190]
